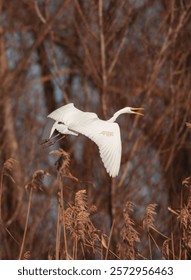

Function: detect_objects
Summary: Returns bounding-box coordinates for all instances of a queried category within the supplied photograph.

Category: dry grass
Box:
[118,202,140,259]
[0,159,17,221]
[1,151,191,260]
[18,170,49,260]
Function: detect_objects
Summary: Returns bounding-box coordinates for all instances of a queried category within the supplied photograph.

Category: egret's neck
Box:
[108,107,131,122]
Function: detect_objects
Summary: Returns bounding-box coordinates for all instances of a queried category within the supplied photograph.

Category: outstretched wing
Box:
[48,104,122,177]
[74,119,122,177]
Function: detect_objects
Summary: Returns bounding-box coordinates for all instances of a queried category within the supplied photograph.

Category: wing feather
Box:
[48,103,122,177]
[70,119,121,177]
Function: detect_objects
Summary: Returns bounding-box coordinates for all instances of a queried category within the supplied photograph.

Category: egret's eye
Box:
[58,121,64,124]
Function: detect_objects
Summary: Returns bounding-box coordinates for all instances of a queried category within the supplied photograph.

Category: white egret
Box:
[42,103,144,177]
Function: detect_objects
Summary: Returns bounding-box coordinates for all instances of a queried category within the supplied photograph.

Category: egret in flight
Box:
[42,103,143,177]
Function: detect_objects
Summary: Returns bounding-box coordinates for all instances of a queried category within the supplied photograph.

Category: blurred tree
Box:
[0,0,191,259]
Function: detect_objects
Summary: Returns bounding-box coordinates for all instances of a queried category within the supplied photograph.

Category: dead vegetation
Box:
[0,0,191,259]
[1,151,191,259]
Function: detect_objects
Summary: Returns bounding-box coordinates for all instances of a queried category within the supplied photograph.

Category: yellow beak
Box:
[131,107,144,116]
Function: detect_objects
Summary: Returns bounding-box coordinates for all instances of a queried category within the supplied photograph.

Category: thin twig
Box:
[105,219,115,260]
[99,0,107,118]
[59,176,69,260]
[18,188,33,260]
[55,199,61,260]
[34,0,47,23]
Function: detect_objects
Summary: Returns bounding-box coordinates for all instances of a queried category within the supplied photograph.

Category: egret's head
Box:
[129,107,144,117]
[108,106,144,122]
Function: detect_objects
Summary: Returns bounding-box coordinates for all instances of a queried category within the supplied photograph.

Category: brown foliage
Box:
[0,0,191,259]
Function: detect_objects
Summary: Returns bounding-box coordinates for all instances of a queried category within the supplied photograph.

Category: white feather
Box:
[44,103,143,177]
[48,104,121,177]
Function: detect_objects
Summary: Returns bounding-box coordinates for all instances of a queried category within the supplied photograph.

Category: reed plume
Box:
[118,201,140,259]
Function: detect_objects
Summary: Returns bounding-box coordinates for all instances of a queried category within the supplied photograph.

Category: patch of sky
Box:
[6,32,22,70]
[129,0,148,8]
